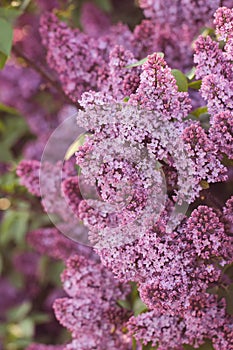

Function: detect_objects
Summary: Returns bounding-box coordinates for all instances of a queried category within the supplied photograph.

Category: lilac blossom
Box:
[27,345,64,350]
[128,294,233,350]
[194,7,233,115]
[214,6,233,59]
[129,52,191,120]
[53,255,131,350]
[27,227,95,261]
[40,13,133,101]
[222,196,233,236]
[182,122,227,184]
[106,45,140,100]
[80,2,111,38]
[17,160,41,196]
[209,111,233,159]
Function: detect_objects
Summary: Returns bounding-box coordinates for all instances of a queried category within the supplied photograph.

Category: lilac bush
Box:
[0,1,233,350]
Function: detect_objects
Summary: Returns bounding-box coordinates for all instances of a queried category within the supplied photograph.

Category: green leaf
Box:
[218,283,233,315]
[200,27,215,38]
[133,298,148,316]
[184,340,214,350]
[65,133,89,160]
[0,18,13,69]
[191,106,208,118]
[125,57,148,69]
[94,0,112,12]
[0,103,19,114]
[0,7,23,23]
[188,80,202,90]
[171,69,188,92]
[132,338,137,350]
[0,210,30,246]
[0,144,13,162]
[186,67,196,80]
[157,52,164,58]
[2,116,29,148]
[18,318,34,338]
[117,299,131,310]
[30,313,50,324]
[7,302,32,323]
[0,51,7,69]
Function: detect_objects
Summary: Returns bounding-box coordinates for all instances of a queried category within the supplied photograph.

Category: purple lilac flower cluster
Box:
[14,2,233,350]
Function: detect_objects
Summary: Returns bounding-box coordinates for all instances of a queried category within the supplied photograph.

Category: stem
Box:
[12,46,83,111]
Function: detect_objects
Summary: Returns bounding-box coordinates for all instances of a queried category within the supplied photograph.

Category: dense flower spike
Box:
[129,52,191,120]
[40,13,133,101]
[106,45,140,99]
[182,122,227,184]
[17,160,41,196]
[128,295,233,350]
[53,255,131,349]
[138,0,223,26]
[27,227,94,261]
[80,2,111,38]
[194,35,233,79]
[222,196,233,235]
[209,111,233,159]
[201,74,233,114]
[185,206,230,260]
[61,176,82,218]
[214,6,233,59]
[194,7,233,115]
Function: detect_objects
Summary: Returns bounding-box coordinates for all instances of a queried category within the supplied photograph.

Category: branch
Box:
[12,46,83,111]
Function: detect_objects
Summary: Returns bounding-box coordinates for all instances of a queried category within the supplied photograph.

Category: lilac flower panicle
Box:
[27,227,94,261]
[209,111,233,159]
[128,294,233,350]
[214,7,233,59]
[61,176,82,218]
[17,160,41,196]
[80,2,111,38]
[27,345,64,350]
[222,196,233,236]
[194,35,233,79]
[53,255,131,350]
[186,206,230,260]
[106,45,140,100]
[182,122,227,184]
[129,52,191,120]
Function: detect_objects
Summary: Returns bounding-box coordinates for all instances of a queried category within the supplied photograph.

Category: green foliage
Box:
[133,297,148,316]
[65,133,90,160]
[190,106,208,118]
[171,69,188,92]
[0,209,30,246]
[38,256,64,287]
[0,17,13,69]
[188,107,210,130]
[94,0,112,12]
[6,302,32,323]
[188,80,202,90]
[0,7,23,22]
[184,340,214,350]
[185,67,196,80]
[0,113,30,162]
